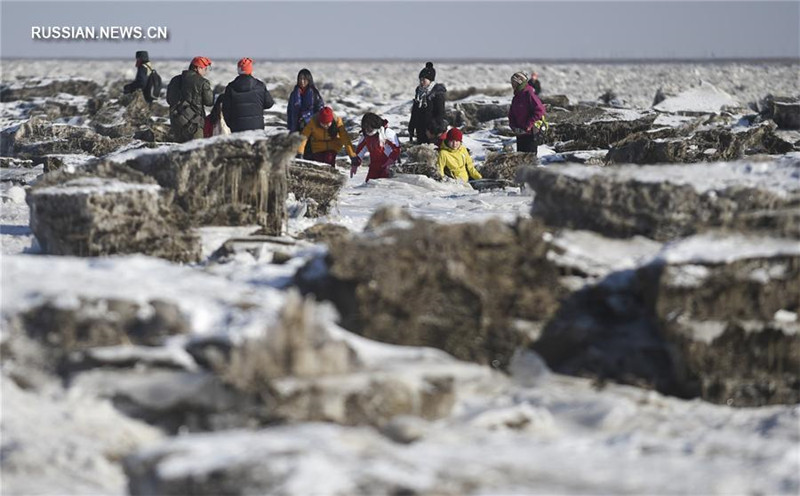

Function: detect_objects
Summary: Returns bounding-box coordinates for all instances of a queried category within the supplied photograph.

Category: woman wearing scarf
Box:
[353,113,401,182]
[408,62,448,144]
[508,71,547,154]
[288,68,325,157]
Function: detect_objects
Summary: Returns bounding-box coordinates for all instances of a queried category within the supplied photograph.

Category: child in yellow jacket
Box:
[436,128,482,181]
[298,106,359,169]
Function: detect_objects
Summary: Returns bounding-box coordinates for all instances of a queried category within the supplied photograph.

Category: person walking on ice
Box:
[352,112,401,182]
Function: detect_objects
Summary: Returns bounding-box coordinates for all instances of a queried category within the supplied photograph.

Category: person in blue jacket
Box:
[287,68,324,133]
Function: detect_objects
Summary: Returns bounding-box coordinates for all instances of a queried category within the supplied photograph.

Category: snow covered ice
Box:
[1,59,799,495]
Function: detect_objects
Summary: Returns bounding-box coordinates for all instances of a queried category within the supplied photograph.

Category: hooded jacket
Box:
[437,143,482,181]
[298,112,357,157]
[508,84,546,133]
[222,74,275,132]
[409,83,447,140]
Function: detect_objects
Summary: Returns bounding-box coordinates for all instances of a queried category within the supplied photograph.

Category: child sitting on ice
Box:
[352,113,401,182]
[436,128,482,182]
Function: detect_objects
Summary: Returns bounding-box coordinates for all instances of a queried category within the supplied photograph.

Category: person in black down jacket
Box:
[408,61,447,144]
[221,58,275,133]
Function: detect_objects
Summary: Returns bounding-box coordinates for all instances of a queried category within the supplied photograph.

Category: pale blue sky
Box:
[1,1,798,60]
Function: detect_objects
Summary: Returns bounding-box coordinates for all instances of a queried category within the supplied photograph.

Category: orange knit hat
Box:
[237,58,253,75]
[191,56,212,69]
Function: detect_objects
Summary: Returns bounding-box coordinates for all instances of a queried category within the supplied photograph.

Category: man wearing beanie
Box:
[166,56,214,142]
[297,106,360,169]
[436,127,482,182]
[409,61,448,144]
[219,58,275,133]
[508,70,547,154]
[123,50,159,103]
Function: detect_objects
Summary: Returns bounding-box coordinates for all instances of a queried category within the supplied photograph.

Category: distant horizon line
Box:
[2,56,799,64]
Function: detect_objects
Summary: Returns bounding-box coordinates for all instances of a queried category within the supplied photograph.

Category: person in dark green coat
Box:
[166,56,214,142]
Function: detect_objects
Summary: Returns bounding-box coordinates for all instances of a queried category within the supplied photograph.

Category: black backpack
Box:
[143,63,162,103]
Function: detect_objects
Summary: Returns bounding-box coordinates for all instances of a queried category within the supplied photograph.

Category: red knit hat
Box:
[319,107,334,125]
[237,58,253,75]
[446,128,463,142]
[191,56,212,69]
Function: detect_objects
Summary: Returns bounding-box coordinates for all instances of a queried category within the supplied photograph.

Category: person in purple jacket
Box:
[508,71,548,154]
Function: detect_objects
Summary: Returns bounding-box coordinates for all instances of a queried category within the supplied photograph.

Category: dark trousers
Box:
[516,133,538,154]
[309,151,338,166]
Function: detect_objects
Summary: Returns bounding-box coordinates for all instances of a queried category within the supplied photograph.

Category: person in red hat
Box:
[166,56,214,142]
[217,57,275,133]
[436,127,482,182]
[297,106,359,168]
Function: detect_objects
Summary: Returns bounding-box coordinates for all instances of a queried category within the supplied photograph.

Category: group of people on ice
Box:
[124,53,548,183]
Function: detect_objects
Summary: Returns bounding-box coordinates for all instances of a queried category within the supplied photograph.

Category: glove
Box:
[295,153,302,159]
[350,156,361,177]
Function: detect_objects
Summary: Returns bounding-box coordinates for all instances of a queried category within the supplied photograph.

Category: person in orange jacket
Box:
[297,106,359,168]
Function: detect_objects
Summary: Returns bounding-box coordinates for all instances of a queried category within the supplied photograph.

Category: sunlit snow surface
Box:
[1,60,799,495]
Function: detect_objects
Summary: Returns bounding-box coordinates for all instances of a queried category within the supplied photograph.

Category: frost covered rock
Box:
[548,106,657,150]
[453,102,509,130]
[399,143,439,178]
[761,95,800,130]
[3,117,131,159]
[520,159,800,241]
[27,173,200,261]
[297,216,567,367]
[646,234,800,406]
[534,232,800,406]
[288,158,346,217]
[0,77,100,102]
[297,223,351,245]
[480,151,538,181]
[104,132,302,233]
[606,121,792,164]
[90,91,170,141]
[539,94,571,108]
[62,293,495,431]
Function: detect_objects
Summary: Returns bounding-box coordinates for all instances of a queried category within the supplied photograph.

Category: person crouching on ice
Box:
[297,106,359,169]
[352,113,401,182]
[436,128,482,182]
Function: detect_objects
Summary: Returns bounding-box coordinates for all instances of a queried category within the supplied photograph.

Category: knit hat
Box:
[446,128,463,142]
[418,61,436,81]
[319,107,334,125]
[135,51,149,62]
[511,71,528,87]
[237,58,253,75]
[191,56,212,69]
